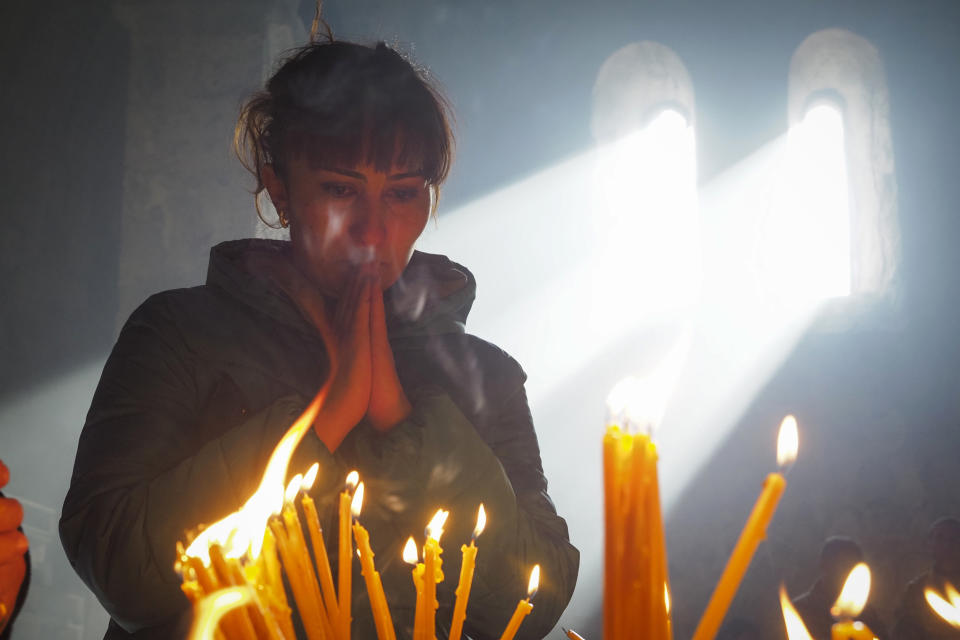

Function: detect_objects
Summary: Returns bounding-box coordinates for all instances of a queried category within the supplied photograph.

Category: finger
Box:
[0,532,27,564]
[352,277,374,351]
[0,499,22,532]
[370,273,388,345]
[0,462,7,490]
[334,272,362,338]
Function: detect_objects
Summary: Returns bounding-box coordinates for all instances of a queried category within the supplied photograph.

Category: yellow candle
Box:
[351,483,396,640]
[831,563,876,640]
[831,621,876,640]
[208,545,258,640]
[620,432,650,638]
[403,537,426,640]
[340,471,359,640]
[259,528,297,640]
[269,517,328,640]
[303,492,341,634]
[692,416,798,640]
[450,505,487,640]
[498,565,539,640]
[423,510,449,640]
[602,425,625,640]
[646,439,672,640]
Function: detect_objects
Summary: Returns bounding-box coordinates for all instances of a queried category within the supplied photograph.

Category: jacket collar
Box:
[205,239,475,339]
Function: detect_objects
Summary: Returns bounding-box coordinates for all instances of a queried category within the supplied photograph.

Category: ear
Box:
[262,164,289,213]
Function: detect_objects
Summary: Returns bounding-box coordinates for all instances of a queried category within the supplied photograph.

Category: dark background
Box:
[1,0,958,637]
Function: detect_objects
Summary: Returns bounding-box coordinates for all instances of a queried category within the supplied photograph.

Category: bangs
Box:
[283,122,445,183]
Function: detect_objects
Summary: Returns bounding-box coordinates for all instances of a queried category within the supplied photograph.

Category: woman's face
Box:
[265,155,433,298]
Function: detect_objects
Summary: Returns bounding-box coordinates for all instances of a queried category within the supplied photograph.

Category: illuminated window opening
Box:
[786,28,900,305]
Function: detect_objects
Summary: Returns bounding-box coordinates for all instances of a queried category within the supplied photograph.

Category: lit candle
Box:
[340,471,360,640]
[402,537,426,640]
[780,584,815,640]
[692,415,799,640]
[188,586,255,640]
[924,582,960,628]
[351,482,396,640]
[602,424,624,640]
[269,479,329,640]
[301,462,341,636]
[450,505,486,640]
[830,563,876,640]
[259,528,295,638]
[207,544,258,640]
[498,565,540,640]
[423,509,449,640]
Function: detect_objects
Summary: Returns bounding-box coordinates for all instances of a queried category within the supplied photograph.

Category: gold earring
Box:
[277,209,289,228]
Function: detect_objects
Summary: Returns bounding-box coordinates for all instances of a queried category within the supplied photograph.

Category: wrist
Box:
[369,393,412,432]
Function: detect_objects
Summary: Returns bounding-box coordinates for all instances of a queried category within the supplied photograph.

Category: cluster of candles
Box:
[177,463,541,640]
[176,377,960,639]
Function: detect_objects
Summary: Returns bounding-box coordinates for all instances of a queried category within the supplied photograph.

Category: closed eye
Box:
[386,187,421,202]
[322,183,357,198]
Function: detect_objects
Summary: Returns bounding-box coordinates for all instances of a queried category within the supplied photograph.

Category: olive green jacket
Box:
[60,239,579,639]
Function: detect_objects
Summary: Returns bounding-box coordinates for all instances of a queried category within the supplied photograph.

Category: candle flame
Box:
[402,537,419,564]
[605,330,691,434]
[777,415,799,469]
[527,564,541,599]
[188,586,254,640]
[948,582,960,608]
[284,473,303,504]
[831,562,871,619]
[473,504,487,540]
[345,470,359,491]
[664,583,671,614]
[780,584,815,640]
[182,386,328,564]
[925,585,960,628]
[426,509,449,542]
[302,462,319,491]
[351,482,365,519]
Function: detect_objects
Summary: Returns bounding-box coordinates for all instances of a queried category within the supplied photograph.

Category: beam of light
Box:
[757,102,851,304]
[419,104,838,635]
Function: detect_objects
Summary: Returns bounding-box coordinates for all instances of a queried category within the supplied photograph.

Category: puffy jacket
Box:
[60,239,579,639]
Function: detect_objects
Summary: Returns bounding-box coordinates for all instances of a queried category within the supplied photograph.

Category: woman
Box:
[60,39,578,639]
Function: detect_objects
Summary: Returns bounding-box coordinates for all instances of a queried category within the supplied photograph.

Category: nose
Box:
[348,197,386,247]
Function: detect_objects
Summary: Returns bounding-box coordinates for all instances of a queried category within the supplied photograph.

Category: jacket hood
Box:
[206,239,475,340]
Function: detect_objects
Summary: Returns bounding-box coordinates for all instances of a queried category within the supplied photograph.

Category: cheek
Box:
[293,205,351,256]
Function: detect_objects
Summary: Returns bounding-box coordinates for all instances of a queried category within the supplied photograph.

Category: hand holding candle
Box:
[692,415,799,640]
[450,504,486,640]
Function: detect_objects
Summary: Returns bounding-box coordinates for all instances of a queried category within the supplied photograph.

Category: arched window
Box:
[590,42,700,324]
[785,28,900,303]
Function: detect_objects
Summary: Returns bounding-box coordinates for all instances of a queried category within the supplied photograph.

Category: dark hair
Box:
[235,39,455,226]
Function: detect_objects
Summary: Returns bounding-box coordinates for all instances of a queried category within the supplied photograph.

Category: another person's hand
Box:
[0,460,27,631]
[367,273,411,431]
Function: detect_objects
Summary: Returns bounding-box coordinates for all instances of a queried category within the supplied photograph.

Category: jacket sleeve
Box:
[343,384,579,640]
[58,296,335,633]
